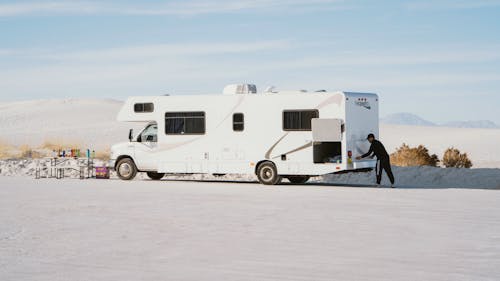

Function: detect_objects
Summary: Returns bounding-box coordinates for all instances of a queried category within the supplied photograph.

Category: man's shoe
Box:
[391,184,395,188]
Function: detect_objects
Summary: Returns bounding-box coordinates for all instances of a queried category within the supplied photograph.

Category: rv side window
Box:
[233,113,244,131]
[283,110,318,131]
[165,112,205,135]
[134,103,154,113]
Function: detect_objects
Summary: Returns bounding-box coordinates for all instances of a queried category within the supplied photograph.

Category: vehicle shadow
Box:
[139,178,499,190]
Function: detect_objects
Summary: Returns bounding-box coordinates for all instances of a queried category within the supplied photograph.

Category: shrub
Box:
[390,143,439,167]
[18,144,34,158]
[442,147,472,168]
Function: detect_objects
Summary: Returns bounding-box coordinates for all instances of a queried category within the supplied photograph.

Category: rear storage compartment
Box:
[313,142,342,163]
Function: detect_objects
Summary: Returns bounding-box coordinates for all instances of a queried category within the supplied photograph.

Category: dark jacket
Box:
[362,139,390,160]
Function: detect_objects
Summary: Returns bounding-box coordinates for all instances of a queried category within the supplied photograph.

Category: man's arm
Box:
[357,144,374,159]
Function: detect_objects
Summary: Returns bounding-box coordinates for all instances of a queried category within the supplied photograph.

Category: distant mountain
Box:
[380,113,436,126]
[442,120,500,129]
[381,112,499,129]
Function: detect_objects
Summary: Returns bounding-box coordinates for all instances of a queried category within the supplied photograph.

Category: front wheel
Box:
[147,172,165,180]
[287,175,310,184]
[256,162,282,185]
[116,158,137,180]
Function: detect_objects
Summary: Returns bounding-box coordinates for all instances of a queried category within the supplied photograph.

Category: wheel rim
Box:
[118,163,132,178]
[261,167,274,182]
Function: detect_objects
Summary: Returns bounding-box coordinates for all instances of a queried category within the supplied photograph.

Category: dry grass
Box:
[39,140,83,151]
[390,143,439,167]
[95,149,110,161]
[18,144,44,158]
[0,140,16,159]
[442,147,473,168]
[1,139,108,160]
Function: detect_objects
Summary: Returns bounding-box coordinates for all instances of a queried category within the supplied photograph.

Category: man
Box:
[356,133,395,188]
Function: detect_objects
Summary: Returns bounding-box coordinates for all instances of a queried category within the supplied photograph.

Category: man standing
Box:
[356,133,395,188]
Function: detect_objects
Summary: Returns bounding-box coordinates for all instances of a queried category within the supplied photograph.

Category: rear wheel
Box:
[256,162,282,185]
[147,172,165,180]
[287,175,310,184]
[116,158,137,180]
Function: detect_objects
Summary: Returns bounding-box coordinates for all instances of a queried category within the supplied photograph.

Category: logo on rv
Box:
[355,98,371,110]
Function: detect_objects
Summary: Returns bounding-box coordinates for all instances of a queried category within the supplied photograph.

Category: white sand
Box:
[1,177,499,281]
[1,159,499,189]
[0,99,141,150]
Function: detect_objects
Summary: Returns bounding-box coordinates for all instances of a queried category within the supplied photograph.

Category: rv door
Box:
[312,118,342,142]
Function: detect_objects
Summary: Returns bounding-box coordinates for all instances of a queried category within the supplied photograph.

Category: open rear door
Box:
[311,119,343,163]
[312,118,342,142]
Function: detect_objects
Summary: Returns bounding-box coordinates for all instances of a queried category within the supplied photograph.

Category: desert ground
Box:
[1,177,500,281]
[1,98,500,281]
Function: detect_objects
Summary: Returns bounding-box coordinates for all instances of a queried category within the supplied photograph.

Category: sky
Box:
[0,0,499,123]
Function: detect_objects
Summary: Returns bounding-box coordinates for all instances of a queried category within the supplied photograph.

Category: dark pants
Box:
[377,157,395,185]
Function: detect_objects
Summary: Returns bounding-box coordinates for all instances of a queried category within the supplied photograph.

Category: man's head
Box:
[366,133,375,143]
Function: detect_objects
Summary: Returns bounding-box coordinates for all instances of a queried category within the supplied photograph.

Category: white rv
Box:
[110,84,379,185]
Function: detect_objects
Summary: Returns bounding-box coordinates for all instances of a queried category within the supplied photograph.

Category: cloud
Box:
[0,40,292,65]
[42,41,292,62]
[406,0,500,10]
[0,0,345,17]
[1,41,500,100]
[0,40,292,98]
[4,42,499,66]
[0,1,98,16]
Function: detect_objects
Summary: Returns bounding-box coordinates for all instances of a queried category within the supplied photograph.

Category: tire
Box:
[116,158,137,180]
[147,172,165,180]
[256,162,282,185]
[287,175,310,184]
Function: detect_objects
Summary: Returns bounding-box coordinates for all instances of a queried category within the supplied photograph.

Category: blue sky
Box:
[0,0,499,123]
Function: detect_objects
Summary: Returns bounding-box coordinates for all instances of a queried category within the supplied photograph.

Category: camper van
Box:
[110,84,379,185]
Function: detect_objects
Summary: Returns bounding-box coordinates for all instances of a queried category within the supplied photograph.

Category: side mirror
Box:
[128,129,133,142]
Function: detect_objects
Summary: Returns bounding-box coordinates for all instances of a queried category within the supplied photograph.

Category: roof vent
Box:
[223,84,257,95]
[264,86,277,93]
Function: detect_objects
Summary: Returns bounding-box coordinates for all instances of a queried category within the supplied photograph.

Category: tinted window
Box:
[134,103,154,113]
[143,103,154,112]
[165,112,205,134]
[283,110,318,131]
[233,113,244,131]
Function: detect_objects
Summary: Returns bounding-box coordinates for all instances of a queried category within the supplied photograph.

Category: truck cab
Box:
[110,122,165,180]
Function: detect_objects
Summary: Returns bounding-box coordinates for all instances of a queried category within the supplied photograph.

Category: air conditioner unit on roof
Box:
[223,84,257,95]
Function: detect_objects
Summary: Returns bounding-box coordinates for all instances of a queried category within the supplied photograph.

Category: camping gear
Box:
[95,166,110,179]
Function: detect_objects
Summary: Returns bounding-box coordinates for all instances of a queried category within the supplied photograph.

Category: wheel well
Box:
[115,155,135,170]
[255,160,275,175]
